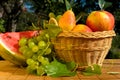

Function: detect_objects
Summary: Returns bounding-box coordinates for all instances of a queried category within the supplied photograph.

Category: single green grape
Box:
[37,66,45,76]
[26,59,35,65]
[36,35,42,42]
[19,37,27,46]
[49,12,55,18]
[45,34,49,39]
[27,59,39,66]
[23,48,33,59]
[42,58,49,65]
[44,48,52,55]
[38,40,47,49]
[38,55,44,62]
[32,45,39,52]
[32,37,38,44]
[38,56,49,65]
[32,54,38,61]
[28,38,34,43]
[19,45,28,53]
[37,50,43,55]
[26,66,34,74]
[28,41,36,49]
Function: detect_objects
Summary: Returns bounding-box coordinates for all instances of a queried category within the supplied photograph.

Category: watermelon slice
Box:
[0,31,38,66]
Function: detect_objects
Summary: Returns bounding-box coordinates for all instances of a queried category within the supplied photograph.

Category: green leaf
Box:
[44,59,76,77]
[103,2,112,9]
[92,64,102,74]
[0,19,5,32]
[65,0,72,10]
[58,0,64,3]
[66,61,76,71]
[82,64,102,76]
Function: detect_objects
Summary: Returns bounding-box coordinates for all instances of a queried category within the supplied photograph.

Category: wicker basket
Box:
[52,30,116,68]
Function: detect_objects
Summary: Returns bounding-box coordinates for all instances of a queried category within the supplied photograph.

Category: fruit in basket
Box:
[58,10,76,31]
[0,31,38,66]
[72,24,92,32]
[86,11,115,31]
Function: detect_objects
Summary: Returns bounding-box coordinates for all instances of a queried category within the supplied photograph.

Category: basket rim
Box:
[57,30,116,38]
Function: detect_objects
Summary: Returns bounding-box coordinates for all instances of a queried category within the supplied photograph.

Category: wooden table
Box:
[0,59,120,80]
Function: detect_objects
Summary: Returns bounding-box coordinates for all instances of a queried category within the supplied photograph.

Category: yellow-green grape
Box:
[38,55,49,65]
[56,15,62,22]
[32,37,38,44]
[49,12,55,18]
[26,59,39,68]
[32,54,38,61]
[28,38,34,43]
[37,50,43,55]
[26,59,35,65]
[45,34,49,40]
[37,66,45,76]
[28,41,36,49]
[36,35,42,42]
[38,40,47,49]
[19,45,28,53]
[22,48,33,58]
[32,45,39,52]
[26,61,39,74]
[19,37,27,46]
[44,48,51,55]
[26,66,35,74]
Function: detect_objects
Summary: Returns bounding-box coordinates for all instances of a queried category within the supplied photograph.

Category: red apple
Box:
[72,24,92,32]
[86,11,115,31]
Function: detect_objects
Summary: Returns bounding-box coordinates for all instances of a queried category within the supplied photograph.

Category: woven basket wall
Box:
[52,30,116,68]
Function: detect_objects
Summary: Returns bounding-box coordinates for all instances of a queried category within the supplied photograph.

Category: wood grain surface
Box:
[0,59,120,80]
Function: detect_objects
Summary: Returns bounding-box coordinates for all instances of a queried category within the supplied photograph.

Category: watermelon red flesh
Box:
[0,31,38,66]
[1,31,38,54]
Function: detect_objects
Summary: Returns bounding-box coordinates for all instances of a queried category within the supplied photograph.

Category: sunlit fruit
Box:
[86,11,115,31]
[72,24,92,32]
[58,10,76,31]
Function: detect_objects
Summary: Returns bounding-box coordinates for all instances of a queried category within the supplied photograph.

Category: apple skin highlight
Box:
[86,11,115,31]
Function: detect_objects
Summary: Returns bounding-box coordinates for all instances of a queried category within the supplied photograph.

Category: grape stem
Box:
[40,42,51,56]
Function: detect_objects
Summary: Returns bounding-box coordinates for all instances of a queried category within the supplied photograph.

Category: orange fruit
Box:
[58,10,76,31]
[72,24,92,32]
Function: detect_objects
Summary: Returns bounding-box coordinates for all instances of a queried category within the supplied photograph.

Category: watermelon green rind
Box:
[0,31,38,66]
[0,40,27,66]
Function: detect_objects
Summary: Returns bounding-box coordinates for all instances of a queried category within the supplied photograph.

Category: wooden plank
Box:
[44,76,62,80]
[0,59,120,80]
[7,68,28,80]
[61,75,80,80]
[0,72,12,80]
[26,75,45,80]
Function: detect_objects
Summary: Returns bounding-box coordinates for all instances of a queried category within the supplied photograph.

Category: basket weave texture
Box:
[52,30,116,67]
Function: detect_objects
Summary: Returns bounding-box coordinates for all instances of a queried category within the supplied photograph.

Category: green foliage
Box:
[108,34,120,59]
[0,19,5,32]
[44,59,76,77]
[17,12,42,31]
[64,0,72,10]
[82,64,101,76]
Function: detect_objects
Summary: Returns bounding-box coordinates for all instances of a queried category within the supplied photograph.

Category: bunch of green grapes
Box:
[18,31,53,76]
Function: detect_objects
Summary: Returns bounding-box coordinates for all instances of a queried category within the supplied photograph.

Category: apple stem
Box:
[98,0,106,10]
